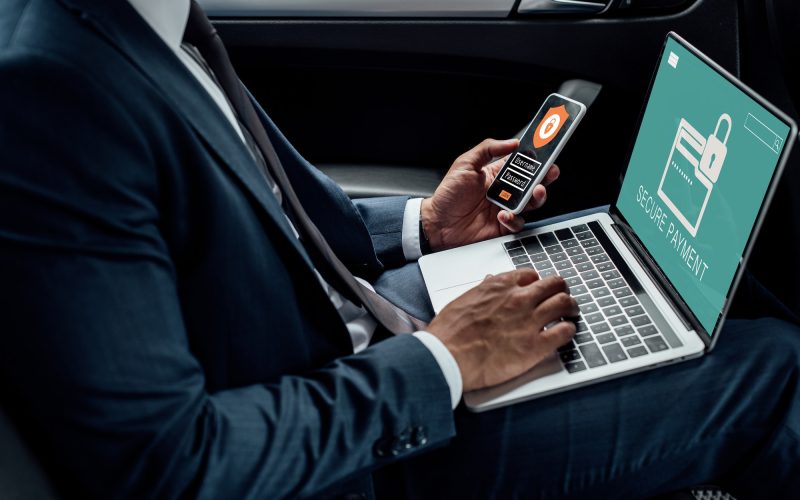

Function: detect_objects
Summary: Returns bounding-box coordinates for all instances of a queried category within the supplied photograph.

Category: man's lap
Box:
[394,316,800,498]
[373,206,800,498]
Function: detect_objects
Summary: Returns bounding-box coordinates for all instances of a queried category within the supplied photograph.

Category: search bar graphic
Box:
[744,113,783,154]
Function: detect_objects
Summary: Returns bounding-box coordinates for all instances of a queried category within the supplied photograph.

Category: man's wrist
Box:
[420,198,443,252]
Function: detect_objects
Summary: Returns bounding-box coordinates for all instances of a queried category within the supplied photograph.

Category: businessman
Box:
[0,0,798,498]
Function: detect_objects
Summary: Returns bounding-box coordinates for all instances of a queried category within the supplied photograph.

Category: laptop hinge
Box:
[608,213,709,346]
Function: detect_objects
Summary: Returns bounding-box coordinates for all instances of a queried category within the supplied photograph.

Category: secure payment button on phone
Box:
[499,190,512,201]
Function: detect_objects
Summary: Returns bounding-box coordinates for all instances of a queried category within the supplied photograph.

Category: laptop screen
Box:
[616,35,792,335]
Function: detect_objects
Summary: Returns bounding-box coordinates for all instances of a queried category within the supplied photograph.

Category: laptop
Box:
[419,32,798,412]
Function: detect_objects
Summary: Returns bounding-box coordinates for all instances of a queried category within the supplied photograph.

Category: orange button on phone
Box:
[499,190,512,201]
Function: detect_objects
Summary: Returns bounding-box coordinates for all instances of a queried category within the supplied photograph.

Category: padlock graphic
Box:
[658,113,732,237]
[698,114,731,183]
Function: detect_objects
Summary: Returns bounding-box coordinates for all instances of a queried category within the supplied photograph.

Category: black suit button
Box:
[394,427,413,452]
[374,436,393,458]
[411,426,428,447]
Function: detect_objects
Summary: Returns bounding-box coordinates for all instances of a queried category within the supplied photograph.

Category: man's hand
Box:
[421,138,560,251]
[426,270,578,392]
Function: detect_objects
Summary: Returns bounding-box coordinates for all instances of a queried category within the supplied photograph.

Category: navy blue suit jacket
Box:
[0,0,454,497]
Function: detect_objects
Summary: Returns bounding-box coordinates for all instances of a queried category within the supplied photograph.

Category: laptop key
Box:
[576,321,589,332]
[545,244,563,255]
[602,343,628,363]
[560,349,581,363]
[591,254,610,264]
[596,333,616,344]
[555,260,572,271]
[574,332,593,344]
[571,223,589,233]
[618,296,639,308]
[535,260,554,270]
[638,325,659,337]
[595,261,615,272]
[603,305,622,317]
[580,303,599,314]
[591,322,611,334]
[586,278,605,289]
[571,285,588,296]
[562,238,580,249]
[608,315,628,327]
[574,294,593,305]
[521,235,543,254]
[565,276,582,287]
[512,255,530,265]
[631,315,652,327]
[504,240,523,250]
[516,264,534,269]
[615,325,635,336]
[601,269,621,280]
[608,278,627,289]
[538,232,558,247]
[591,287,611,298]
[627,346,649,358]
[620,336,642,347]
[644,336,669,353]
[558,340,576,352]
[559,268,578,278]
[579,343,607,368]
[572,254,590,264]
[565,361,587,373]
[539,269,557,278]
[551,252,569,262]
[576,262,594,272]
[530,252,548,262]
[507,247,527,258]
[613,287,633,298]
[575,231,593,241]
[555,228,574,241]
[625,305,645,317]
[580,270,600,280]
[596,296,616,308]
[585,312,604,324]
[581,238,600,248]
[566,246,584,256]
[585,246,604,256]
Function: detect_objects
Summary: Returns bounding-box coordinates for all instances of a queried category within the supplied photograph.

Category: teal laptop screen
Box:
[616,36,791,334]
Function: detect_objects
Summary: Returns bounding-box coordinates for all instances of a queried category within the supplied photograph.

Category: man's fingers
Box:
[542,164,560,186]
[498,210,525,233]
[523,275,570,306]
[460,138,519,170]
[535,291,579,323]
[539,320,578,350]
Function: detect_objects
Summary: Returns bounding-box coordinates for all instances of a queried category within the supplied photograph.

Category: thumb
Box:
[459,138,519,171]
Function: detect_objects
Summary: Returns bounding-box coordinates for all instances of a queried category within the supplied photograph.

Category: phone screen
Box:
[487,94,585,212]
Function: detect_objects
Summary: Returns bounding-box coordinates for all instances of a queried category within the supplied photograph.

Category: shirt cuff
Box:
[401,198,424,262]
[412,331,463,409]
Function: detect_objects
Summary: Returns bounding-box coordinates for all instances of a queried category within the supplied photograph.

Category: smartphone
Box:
[486,93,586,214]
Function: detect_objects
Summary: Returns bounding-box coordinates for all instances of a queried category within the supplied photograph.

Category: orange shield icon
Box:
[533,105,570,149]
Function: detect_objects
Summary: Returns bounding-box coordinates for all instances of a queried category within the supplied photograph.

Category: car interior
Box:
[1,0,798,497]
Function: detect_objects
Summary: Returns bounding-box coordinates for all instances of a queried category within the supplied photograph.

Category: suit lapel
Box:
[57,0,313,268]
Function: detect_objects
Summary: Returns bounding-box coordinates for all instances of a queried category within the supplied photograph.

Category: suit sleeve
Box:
[0,53,454,499]
[248,92,413,271]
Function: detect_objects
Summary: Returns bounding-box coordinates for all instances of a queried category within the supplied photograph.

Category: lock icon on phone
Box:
[698,113,731,183]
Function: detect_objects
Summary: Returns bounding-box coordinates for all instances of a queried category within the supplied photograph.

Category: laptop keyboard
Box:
[503,223,673,373]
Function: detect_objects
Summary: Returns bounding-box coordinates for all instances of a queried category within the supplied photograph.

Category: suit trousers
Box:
[373,206,800,499]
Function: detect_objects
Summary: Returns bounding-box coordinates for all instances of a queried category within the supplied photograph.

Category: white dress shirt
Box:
[127,0,463,408]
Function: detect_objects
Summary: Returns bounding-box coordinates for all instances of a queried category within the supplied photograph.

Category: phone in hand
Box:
[486,93,586,214]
